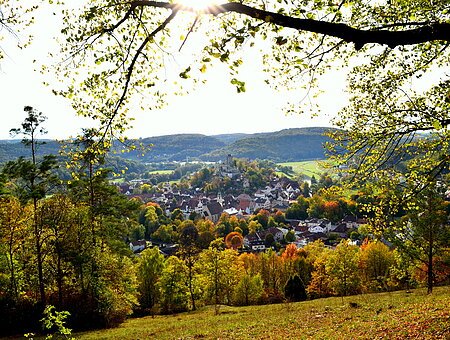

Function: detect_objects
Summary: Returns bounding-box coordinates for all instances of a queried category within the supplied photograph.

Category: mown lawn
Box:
[76,286,450,339]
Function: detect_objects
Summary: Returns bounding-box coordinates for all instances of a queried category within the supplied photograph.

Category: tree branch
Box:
[103,10,178,138]
[128,1,450,49]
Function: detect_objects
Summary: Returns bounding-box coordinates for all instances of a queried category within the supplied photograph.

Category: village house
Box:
[261,227,285,242]
[129,239,147,253]
[203,201,224,223]
[243,232,266,252]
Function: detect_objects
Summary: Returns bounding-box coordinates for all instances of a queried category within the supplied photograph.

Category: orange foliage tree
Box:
[225,231,244,250]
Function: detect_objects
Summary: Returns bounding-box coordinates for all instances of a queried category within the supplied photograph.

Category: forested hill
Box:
[0,127,333,163]
[201,127,333,162]
[0,140,62,163]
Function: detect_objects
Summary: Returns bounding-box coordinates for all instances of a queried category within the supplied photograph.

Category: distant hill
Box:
[118,134,227,162]
[0,127,333,164]
[201,127,333,162]
[212,133,250,145]
[0,140,62,163]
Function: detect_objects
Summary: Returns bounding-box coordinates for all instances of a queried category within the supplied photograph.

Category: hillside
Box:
[203,128,332,162]
[118,134,227,162]
[0,140,62,163]
[0,127,333,164]
[76,287,450,340]
[212,133,251,145]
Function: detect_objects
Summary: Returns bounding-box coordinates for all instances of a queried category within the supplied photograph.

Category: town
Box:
[124,155,367,255]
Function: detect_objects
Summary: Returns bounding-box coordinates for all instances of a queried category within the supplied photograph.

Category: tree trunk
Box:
[34,198,46,305]
[427,229,433,294]
[188,264,196,311]
[8,232,18,300]
[57,243,63,307]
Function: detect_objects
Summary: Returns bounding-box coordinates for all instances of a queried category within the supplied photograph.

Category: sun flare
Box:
[175,0,220,11]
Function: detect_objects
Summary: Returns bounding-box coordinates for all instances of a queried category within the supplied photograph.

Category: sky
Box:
[0,3,347,140]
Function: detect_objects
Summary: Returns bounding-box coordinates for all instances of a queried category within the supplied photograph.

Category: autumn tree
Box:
[233,273,263,306]
[36,195,82,307]
[199,247,241,313]
[239,252,259,277]
[225,231,244,250]
[178,220,201,310]
[158,256,189,314]
[369,182,450,294]
[91,249,138,326]
[0,196,30,301]
[285,196,309,220]
[359,240,394,293]
[281,243,299,284]
[307,252,333,299]
[259,248,283,300]
[300,240,330,298]
[196,218,216,249]
[326,240,361,297]
[136,247,165,313]
[403,187,449,294]
[2,106,58,305]
[284,230,296,243]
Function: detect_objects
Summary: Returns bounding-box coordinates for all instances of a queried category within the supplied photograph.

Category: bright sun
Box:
[176,0,219,11]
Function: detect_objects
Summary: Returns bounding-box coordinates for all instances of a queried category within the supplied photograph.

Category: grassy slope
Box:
[77,287,450,340]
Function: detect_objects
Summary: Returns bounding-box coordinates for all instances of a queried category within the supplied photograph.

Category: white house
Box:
[129,240,147,253]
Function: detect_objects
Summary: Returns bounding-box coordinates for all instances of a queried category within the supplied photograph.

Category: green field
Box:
[76,286,450,340]
[277,160,332,178]
[148,170,174,175]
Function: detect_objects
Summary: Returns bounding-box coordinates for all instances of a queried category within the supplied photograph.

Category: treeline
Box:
[134,239,445,316]
[0,109,143,335]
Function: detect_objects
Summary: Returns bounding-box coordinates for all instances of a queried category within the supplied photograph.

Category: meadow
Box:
[148,170,174,175]
[76,286,449,340]
[277,160,331,179]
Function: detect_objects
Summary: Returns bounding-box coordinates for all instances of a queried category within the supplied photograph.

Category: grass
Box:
[76,286,450,339]
[148,170,174,175]
[277,160,332,179]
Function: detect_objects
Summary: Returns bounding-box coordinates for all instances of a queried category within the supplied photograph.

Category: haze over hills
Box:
[0,127,333,164]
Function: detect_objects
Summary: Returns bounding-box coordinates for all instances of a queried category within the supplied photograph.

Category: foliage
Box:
[158,256,189,314]
[0,196,30,301]
[366,180,450,294]
[40,305,74,340]
[198,248,241,309]
[225,231,244,250]
[307,251,333,299]
[92,250,138,326]
[284,275,307,302]
[359,240,394,293]
[233,273,264,306]
[0,2,38,61]
[326,240,361,297]
[136,247,165,312]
